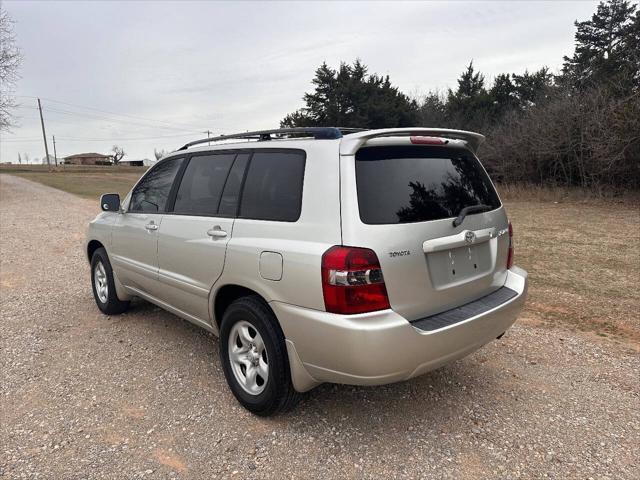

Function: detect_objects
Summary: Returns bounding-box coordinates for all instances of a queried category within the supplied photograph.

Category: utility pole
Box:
[37,98,51,170]
[205,130,212,146]
[52,135,58,166]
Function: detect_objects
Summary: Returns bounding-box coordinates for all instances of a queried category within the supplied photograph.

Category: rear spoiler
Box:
[339,128,485,155]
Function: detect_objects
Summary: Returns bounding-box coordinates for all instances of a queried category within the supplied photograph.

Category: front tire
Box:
[90,247,130,315]
[219,296,301,416]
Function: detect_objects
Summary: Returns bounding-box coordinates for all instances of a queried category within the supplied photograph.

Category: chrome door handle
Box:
[207,226,227,238]
[145,222,159,231]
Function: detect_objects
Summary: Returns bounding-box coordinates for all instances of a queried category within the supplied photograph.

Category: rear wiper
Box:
[452,204,491,228]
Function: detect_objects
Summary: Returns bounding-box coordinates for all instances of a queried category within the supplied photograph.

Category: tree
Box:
[0,7,22,131]
[153,148,168,161]
[445,61,493,130]
[281,60,419,128]
[512,68,553,106]
[418,90,449,127]
[111,145,125,164]
[562,0,638,94]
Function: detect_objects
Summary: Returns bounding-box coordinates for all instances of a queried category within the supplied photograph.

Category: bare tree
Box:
[111,145,125,165]
[153,148,168,161]
[0,7,22,131]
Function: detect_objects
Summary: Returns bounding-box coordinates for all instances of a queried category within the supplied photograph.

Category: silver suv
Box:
[86,127,528,415]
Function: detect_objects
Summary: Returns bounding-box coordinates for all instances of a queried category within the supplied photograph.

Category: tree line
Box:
[282,0,639,191]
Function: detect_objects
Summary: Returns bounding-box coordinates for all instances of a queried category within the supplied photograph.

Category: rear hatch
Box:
[340,138,510,321]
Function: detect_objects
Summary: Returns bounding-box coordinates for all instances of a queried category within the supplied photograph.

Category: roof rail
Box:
[177,127,365,151]
[339,128,485,155]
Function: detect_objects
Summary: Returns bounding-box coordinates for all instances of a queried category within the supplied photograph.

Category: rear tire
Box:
[90,247,130,315]
[219,295,301,416]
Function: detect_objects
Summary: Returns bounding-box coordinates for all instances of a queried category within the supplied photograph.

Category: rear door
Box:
[156,152,249,322]
[111,156,185,297]
[340,142,510,321]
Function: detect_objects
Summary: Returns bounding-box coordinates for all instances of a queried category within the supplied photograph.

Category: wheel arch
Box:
[212,284,276,331]
[87,239,105,263]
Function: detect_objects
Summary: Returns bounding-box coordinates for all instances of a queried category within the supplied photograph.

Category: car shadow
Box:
[113,297,498,433]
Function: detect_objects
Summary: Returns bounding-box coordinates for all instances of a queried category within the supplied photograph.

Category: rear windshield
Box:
[355,145,501,225]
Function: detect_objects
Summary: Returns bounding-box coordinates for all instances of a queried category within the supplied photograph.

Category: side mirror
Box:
[100,193,121,212]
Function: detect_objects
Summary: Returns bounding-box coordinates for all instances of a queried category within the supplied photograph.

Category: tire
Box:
[219,295,301,416]
[90,247,130,315]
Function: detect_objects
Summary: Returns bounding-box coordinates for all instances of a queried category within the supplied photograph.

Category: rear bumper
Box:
[272,266,528,392]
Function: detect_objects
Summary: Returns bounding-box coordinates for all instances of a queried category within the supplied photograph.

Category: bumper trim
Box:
[411,286,518,332]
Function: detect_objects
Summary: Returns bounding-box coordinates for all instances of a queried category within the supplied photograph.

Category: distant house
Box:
[118,159,145,167]
[63,153,114,165]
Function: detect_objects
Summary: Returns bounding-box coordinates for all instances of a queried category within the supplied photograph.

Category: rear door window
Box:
[239,151,305,222]
[355,146,500,225]
[173,153,235,216]
[129,156,184,213]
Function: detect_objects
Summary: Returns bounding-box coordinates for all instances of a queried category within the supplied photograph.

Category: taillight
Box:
[506,222,514,269]
[321,246,390,314]
[410,136,447,145]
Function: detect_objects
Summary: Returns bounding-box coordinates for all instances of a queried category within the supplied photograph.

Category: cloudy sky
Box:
[1,0,599,163]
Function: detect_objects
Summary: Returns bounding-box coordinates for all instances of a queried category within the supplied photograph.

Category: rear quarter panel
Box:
[214,141,342,319]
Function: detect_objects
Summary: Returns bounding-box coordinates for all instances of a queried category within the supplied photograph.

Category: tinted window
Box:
[173,154,235,216]
[355,146,501,225]
[129,157,183,213]
[239,151,305,221]
[219,153,250,217]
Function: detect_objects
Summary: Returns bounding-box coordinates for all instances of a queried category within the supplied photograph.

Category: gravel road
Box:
[1,174,639,479]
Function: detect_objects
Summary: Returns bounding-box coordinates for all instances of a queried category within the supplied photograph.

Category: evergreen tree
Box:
[446,61,492,130]
[418,90,449,127]
[489,73,518,119]
[562,0,638,94]
[512,68,553,105]
[281,60,419,128]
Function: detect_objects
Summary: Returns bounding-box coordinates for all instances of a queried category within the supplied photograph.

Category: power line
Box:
[15,95,217,132]
[1,133,198,142]
[40,106,203,133]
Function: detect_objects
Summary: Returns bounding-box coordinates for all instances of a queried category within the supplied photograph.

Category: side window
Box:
[218,153,250,217]
[173,154,235,216]
[129,157,184,213]
[239,151,305,222]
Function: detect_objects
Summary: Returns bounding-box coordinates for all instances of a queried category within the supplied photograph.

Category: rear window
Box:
[239,150,305,222]
[355,146,501,225]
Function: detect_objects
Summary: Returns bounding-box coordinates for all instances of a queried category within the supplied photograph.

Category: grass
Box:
[505,199,640,343]
[2,166,638,342]
[0,165,145,199]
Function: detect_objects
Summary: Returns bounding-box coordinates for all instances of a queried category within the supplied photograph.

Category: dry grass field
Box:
[2,166,638,343]
[506,199,639,343]
[0,165,145,199]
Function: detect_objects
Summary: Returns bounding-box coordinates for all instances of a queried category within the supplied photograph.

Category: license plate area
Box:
[426,242,492,289]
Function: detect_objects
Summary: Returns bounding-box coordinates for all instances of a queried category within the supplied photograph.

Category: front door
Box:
[110,156,185,297]
[157,152,249,323]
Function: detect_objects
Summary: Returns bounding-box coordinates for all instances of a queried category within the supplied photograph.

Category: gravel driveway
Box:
[1,174,638,479]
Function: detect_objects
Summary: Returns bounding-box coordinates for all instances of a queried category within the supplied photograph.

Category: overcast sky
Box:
[1,0,599,163]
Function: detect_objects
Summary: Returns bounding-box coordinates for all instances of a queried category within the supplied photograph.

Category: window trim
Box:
[127,156,185,214]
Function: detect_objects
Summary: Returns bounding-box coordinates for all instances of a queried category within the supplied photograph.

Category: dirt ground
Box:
[1,174,638,479]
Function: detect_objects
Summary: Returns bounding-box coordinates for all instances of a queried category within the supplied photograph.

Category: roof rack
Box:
[177,127,365,151]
